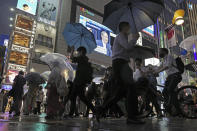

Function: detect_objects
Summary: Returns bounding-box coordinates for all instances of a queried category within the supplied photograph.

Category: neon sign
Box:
[193,44,197,61]
[12,45,29,54]
[80,7,94,16]
[8,63,26,72]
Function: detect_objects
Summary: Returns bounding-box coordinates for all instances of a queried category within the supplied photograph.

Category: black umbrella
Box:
[25,72,46,85]
[185,63,197,72]
[129,45,156,59]
[103,0,164,33]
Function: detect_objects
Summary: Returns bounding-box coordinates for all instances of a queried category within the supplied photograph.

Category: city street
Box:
[1,0,197,131]
[0,113,197,131]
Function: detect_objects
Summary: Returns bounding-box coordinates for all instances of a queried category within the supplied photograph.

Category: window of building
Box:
[189,4,193,10]
[35,34,53,48]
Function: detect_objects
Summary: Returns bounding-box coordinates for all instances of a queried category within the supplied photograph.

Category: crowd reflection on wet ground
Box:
[0,113,197,131]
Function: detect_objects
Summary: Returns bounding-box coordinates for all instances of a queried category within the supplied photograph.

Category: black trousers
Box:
[163,73,182,112]
[35,102,41,114]
[13,96,22,114]
[69,84,95,116]
[102,59,138,119]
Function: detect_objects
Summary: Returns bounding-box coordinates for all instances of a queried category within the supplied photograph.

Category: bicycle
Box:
[137,83,197,119]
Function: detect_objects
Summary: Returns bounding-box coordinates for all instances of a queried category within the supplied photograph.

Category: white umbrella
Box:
[180,36,197,52]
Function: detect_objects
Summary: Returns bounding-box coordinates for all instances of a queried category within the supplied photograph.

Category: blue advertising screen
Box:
[142,25,154,37]
[1,85,12,91]
[79,15,114,57]
[0,35,9,46]
[0,34,9,63]
[17,0,38,15]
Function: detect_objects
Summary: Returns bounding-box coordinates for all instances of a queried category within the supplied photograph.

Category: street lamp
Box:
[172,9,185,26]
[10,8,15,11]
[9,17,14,21]
[175,17,184,26]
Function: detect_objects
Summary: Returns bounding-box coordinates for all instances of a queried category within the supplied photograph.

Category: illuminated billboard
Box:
[13,32,30,48]
[142,25,154,37]
[5,70,19,84]
[9,51,28,66]
[79,15,115,57]
[0,35,9,75]
[16,0,38,15]
[37,0,59,26]
[16,16,34,31]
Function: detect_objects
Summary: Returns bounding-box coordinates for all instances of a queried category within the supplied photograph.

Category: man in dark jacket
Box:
[9,71,26,116]
[69,47,95,117]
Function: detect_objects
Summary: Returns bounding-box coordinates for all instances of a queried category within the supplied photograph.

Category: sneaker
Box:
[127,118,146,125]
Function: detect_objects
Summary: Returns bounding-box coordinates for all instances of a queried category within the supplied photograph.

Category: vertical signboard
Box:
[5,15,36,85]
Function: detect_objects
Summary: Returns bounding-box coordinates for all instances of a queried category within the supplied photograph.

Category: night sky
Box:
[0,0,17,35]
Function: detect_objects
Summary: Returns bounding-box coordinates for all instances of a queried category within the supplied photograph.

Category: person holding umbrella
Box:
[68,46,95,117]
[23,72,46,115]
[96,22,144,124]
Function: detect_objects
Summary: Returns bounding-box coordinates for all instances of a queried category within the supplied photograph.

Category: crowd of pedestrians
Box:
[0,22,184,125]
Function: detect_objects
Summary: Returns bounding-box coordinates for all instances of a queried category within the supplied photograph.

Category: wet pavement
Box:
[0,113,197,131]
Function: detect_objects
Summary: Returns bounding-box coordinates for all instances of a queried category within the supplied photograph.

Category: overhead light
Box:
[9,24,13,27]
[10,8,15,11]
[175,17,184,26]
[172,9,185,25]
[9,17,13,21]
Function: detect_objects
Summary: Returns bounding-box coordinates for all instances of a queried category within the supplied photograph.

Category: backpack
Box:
[175,57,184,74]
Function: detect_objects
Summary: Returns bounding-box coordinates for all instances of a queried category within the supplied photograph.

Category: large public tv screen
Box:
[79,15,115,57]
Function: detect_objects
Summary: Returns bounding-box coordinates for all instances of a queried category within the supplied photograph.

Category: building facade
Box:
[186,2,197,36]
[3,0,59,86]
[56,0,159,67]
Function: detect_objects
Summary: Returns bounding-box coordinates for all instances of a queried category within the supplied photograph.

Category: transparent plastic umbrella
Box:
[180,36,197,52]
[40,53,73,71]
[40,71,51,81]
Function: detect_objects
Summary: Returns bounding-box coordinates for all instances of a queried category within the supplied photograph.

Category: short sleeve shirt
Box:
[163,54,179,76]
